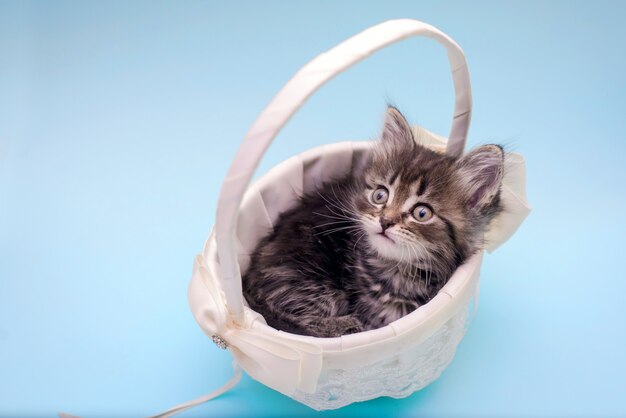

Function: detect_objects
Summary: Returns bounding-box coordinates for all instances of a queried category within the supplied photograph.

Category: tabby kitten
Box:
[243,107,504,338]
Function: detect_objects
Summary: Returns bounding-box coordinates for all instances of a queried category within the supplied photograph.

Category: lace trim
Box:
[292,300,470,410]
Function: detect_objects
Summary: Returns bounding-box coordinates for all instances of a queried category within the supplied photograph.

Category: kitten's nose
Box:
[380,216,396,232]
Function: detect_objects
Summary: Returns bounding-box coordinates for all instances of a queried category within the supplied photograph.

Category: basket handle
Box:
[214,19,472,322]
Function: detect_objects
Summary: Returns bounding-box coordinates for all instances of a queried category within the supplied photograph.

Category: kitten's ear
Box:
[457,145,505,209]
[380,106,414,148]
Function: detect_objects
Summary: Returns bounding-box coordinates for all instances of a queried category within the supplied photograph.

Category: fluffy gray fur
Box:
[242,107,504,337]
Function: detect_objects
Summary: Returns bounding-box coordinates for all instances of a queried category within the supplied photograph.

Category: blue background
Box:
[1,1,625,417]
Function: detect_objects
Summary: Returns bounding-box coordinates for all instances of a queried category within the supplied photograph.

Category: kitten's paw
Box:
[335,316,364,336]
[307,316,364,338]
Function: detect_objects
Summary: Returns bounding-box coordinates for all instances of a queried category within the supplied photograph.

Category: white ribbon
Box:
[147,361,242,418]
[484,152,531,252]
[59,362,242,418]
[191,255,323,396]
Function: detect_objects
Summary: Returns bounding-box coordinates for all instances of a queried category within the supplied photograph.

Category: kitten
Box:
[242,107,504,338]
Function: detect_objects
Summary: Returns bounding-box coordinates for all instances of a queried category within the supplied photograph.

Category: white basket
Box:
[187,19,530,411]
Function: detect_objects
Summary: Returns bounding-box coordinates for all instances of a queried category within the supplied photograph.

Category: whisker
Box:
[312,219,354,229]
[352,230,367,252]
[315,225,363,236]
[312,211,352,222]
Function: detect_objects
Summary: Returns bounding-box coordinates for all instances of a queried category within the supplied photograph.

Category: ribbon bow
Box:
[188,255,323,396]
[483,152,531,252]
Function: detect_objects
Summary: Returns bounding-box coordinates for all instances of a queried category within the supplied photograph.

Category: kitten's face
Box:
[352,107,504,274]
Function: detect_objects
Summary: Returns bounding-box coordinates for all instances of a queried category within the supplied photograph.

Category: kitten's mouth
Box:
[377,232,395,243]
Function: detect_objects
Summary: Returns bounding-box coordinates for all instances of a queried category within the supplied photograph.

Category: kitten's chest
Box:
[353,257,434,327]
[365,260,424,299]
[361,287,420,329]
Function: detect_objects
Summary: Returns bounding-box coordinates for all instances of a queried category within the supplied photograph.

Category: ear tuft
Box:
[457,145,505,209]
[381,106,414,148]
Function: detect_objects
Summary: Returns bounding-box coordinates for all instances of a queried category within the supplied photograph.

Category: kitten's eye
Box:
[371,187,389,204]
[412,205,433,222]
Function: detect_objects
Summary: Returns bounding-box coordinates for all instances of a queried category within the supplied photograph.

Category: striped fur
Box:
[243,107,504,337]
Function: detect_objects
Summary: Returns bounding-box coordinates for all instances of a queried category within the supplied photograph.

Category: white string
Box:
[59,361,242,418]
